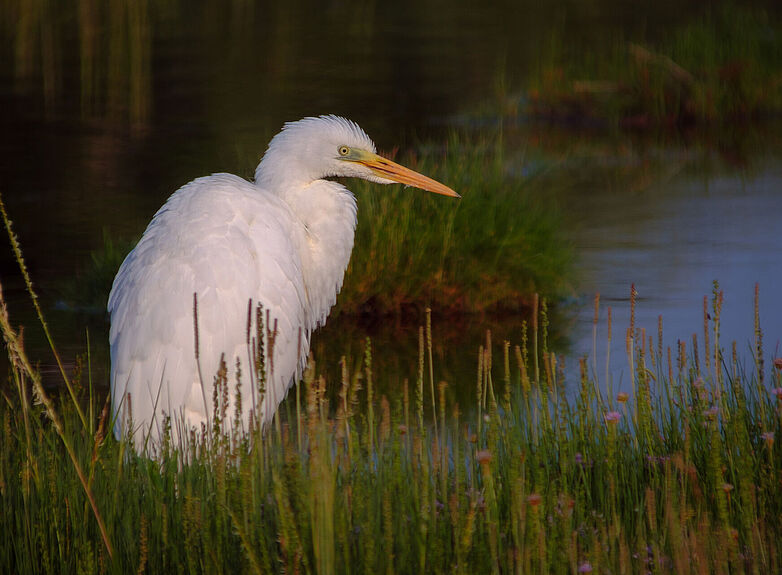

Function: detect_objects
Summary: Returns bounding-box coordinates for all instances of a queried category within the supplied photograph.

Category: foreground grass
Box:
[2,283,781,574]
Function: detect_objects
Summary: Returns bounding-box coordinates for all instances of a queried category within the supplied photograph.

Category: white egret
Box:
[108,115,458,450]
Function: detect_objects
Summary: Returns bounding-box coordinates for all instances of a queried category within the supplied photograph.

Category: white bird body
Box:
[108,116,457,451]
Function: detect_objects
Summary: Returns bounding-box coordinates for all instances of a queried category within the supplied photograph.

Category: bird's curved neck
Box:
[270,178,358,329]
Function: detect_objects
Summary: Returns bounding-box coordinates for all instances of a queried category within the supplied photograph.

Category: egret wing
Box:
[108,174,310,448]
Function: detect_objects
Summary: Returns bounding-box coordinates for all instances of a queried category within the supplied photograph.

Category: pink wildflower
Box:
[578,562,593,573]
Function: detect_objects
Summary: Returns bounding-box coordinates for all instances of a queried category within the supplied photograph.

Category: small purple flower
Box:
[646,454,671,466]
[761,431,774,446]
[772,388,782,399]
[604,411,621,424]
[703,406,719,420]
[575,452,583,465]
[578,561,593,573]
[476,449,493,464]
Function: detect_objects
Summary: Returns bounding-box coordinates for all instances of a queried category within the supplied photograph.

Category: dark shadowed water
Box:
[1,0,781,405]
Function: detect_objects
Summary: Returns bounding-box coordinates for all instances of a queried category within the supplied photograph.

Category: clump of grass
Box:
[2,274,781,572]
[340,133,572,316]
[61,230,138,313]
[523,3,782,130]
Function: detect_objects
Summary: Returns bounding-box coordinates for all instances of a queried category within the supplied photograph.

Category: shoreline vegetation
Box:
[2,211,781,572]
[515,4,782,133]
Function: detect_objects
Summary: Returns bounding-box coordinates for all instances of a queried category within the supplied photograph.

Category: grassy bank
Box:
[2,280,781,573]
[521,4,782,131]
[340,135,571,316]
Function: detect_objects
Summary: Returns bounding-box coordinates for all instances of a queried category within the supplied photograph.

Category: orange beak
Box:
[357,152,460,198]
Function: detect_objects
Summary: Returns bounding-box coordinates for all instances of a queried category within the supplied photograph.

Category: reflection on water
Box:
[1,0,781,404]
[8,0,151,125]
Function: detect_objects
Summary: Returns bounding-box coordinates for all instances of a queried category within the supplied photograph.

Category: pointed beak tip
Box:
[438,185,460,199]
[422,184,460,199]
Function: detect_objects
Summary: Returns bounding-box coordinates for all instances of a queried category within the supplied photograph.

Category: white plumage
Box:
[108,115,458,450]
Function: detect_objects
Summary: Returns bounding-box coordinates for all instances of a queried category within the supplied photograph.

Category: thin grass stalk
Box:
[532,293,539,384]
[592,293,601,392]
[626,327,636,427]
[86,327,94,435]
[296,328,303,452]
[338,356,351,459]
[193,293,211,436]
[0,194,87,429]
[4,303,37,486]
[438,380,447,497]
[366,338,375,453]
[540,298,549,374]
[426,308,439,448]
[503,340,511,413]
[519,321,529,394]
[703,295,711,374]
[754,283,764,386]
[246,299,257,419]
[228,507,264,575]
[477,345,484,439]
[606,306,613,407]
[383,490,395,575]
[485,331,497,410]
[417,326,424,432]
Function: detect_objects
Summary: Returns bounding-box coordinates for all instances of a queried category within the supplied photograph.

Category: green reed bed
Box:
[341,135,571,316]
[2,279,781,574]
[523,3,782,130]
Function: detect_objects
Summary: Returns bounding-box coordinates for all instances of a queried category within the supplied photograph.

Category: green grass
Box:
[2,276,781,573]
[522,3,782,130]
[62,231,139,314]
[339,134,572,316]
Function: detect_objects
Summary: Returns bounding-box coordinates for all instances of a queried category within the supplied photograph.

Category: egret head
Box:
[255,115,459,198]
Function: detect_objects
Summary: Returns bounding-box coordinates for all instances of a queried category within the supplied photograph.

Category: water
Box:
[1,0,781,400]
[563,152,782,391]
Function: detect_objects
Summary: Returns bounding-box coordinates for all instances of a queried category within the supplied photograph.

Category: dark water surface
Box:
[1,0,781,402]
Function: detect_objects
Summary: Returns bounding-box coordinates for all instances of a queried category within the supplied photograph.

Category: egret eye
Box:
[338,146,350,157]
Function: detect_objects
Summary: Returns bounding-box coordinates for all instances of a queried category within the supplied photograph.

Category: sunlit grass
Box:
[341,134,572,316]
[2,277,781,573]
